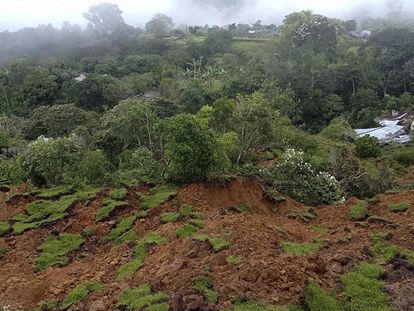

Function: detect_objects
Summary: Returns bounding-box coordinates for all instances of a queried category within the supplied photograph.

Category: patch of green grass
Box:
[279,241,322,256]
[0,247,7,255]
[225,299,288,311]
[109,188,128,200]
[400,248,414,265]
[142,232,167,245]
[176,223,200,238]
[114,229,139,245]
[349,201,369,221]
[35,234,85,271]
[226,256,242,266]
[190,211,203,219]
[37,186,74,199]
[117,242,146,280]
[96,199,128,222]
[117,231,166,280]
[139,185,177,210]
[300,212,317,222]
[189,220,204,229]
[230,204,251,213]
[75,187,103,203]
[61,281,103,310]
[370,232,392,243]
[35,300,58,311]
[193,234,230,252]
[193,275,218,304]
[310,225,328,236]
[117,284,169,310]
[304,281,342,311]
[341,263,391,311]
[160,212,181,223]
[372,242,400,261]
[103,215,137,244]
[0,221,11,236]
[12,195,79,234]
[82,227,95,237]
[179,204,193,217]
[388,201,412,212]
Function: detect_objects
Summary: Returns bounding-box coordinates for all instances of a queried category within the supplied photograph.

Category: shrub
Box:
[0,157,28,185]
[349,201,369,220]
[388,201,411,212]
[355,136,381,158]
[117,147,163,184]
[270,149,343,206]
[226,256,243,266]
[21,137,81,186]
[320,117,357,142]
[392,147,414,165]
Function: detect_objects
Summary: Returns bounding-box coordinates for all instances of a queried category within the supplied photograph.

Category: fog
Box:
[0,0,413,31]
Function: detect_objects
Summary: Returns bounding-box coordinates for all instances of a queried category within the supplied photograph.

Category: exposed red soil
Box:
[1,178,414,310]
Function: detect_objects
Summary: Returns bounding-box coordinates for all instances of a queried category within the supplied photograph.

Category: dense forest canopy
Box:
[0,2,413,206]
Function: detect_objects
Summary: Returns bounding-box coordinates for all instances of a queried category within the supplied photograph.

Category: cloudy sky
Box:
[0,0,411,31]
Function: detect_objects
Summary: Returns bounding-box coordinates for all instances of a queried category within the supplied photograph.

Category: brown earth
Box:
[0,177,414,310]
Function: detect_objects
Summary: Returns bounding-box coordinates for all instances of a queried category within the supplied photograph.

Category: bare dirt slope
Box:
[0,177,414,310]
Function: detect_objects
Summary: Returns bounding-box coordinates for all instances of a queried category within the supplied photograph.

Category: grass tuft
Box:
[388,201,411,213]
[230,204,251,213]
[279,241,322,256]
[179,204,193,217]
[176,223,200,238]
[225,299,288,311]
[117,284,169,310]
[35,234,85,271]
[193,234,230,252]
[160,212,181,223]
[349,201,369,221]
[139,185,177,210]
[37,186,74,199]
[96,199,128,222]
[193,275,219,304]
[142,232,167,245]
[0,247,7,256]
[61,281,103,310]
[341,262,391,311]
[109,188,128,200]
[304,281,342,311]
[310,225,328,236]
[226,256,243,266]
[0,221,11,236]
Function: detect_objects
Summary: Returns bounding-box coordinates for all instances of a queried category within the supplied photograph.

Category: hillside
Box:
[1,176,414,311]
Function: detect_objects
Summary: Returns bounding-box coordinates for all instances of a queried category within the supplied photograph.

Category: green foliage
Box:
[117,242,146,280]
[392,147,414,165]
[117,284,169,310]
[139,185,177,210]
[193,275,219,304]
[36,186,74,199]
[225,300,288,311]
[0,157,28,186]
[21,137,81,186]
[349,201,369,221]
[61,281,103,310]
[320,118,357,142]
[160,212,180,223]
[230,204,251,213]
[109,187,128,200]
[341,263,391,311]
[370,232,392,243]
[0,247,7,255]
[193,234,230,252]
[226,256,243,266]
[304,281,342,311]
[388,201,411,212]
[35,234,85,271]
[96,199,128,222]
[176,223,200,238]
[163,114,225,183]
[12,195,79,234]
[179,204,193,217]
[355,136,381,158]
[371,242,400,261]
[82,227,95,237]
[117,232,166,279]
[0,222,11,236]
[310,225,328,236]
[270,149,343,206]
[103,215,137,244]
[279,241,322,256]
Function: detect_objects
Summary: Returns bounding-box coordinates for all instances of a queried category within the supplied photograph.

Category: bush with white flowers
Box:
[272,149,343,205]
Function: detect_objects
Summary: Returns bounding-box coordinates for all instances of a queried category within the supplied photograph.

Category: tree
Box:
[22,68,58,110]
[83,2,126,36]
[163,114,223,183]
[202,29,233,55]
[146,14,174,37]
[22,104,96,140]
